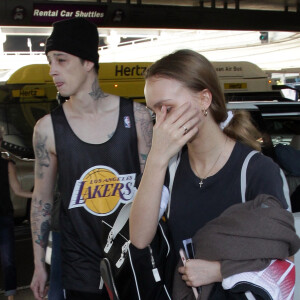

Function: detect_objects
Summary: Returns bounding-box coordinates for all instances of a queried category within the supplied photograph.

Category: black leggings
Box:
[65,289,110,300]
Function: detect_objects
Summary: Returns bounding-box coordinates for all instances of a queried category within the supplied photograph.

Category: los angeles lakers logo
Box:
[69,166,136,216]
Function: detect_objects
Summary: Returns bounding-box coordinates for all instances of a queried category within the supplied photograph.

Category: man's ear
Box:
[84,60,95,72]
[199,89,212,110]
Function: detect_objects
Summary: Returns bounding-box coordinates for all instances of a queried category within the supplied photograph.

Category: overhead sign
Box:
[32,3,106,24]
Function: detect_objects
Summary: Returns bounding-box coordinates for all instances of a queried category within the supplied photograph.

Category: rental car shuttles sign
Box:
[32,3,106,24]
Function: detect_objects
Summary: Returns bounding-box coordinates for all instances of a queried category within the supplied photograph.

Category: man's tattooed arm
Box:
[134,103,153,147]
[139,154,148,171]
[134,102,153,172]
[89,78,108,101]
[31,198,52,251]
[34,132,50,179]
[31,119,56,265]
[30,117,57,295]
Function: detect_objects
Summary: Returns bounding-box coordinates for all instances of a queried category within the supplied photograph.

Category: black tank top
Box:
[51,97,140,293]
[0,157,13,216]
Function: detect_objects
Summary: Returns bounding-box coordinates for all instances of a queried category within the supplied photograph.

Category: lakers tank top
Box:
[51,97,140,293]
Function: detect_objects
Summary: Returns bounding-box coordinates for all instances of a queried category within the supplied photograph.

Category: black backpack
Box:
[99,201,175,300]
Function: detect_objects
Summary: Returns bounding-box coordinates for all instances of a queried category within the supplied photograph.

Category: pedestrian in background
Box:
[0,126,32,300]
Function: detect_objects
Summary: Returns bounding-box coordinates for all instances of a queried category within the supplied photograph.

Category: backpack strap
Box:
[279,169,292,211]
[111,201,133,238]
[241,150,259,203]
[103,200,134,254]
[167,151,181,218]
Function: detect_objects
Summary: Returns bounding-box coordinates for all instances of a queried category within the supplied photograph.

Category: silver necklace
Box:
[196,137,228,188]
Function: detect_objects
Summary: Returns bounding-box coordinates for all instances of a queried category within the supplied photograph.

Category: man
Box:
[30,18,153,300]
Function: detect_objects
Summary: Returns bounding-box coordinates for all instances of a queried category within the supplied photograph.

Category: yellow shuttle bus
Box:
[6,60,278,104]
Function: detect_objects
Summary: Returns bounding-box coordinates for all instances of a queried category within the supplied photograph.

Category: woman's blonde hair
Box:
[224,110,261,150]
[144,49,261,151]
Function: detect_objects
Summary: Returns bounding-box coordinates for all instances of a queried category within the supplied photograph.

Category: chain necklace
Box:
[195,137,228,188]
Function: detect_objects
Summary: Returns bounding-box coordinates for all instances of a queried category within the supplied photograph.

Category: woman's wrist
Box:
[146,149,170,171]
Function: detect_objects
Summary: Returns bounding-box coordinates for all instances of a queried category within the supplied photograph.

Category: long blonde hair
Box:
[145,49,261,151]
[224,110,261,150]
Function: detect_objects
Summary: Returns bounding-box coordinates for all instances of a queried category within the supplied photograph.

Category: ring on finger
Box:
[183,126,188,135]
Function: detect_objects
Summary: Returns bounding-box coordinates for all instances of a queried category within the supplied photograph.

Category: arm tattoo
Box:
[36,220,51,250]
[31,198,52,250]
[89,78,108,101]
[140,153,148,169]
[35,133,50,179]
[134,104,153,148]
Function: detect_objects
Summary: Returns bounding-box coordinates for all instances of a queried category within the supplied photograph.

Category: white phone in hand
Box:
[179,248,199,299]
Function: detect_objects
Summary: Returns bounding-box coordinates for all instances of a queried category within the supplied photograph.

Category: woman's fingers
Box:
[170,103,201,135]
[155,105,168,126]
[166,102,193,126]
[180,112,201,136]
[157,102,200,133]
[150,101,201,160]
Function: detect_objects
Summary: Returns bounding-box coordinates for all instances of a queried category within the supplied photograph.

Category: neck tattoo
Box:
[89,78,107,101]
[196,137,228,188]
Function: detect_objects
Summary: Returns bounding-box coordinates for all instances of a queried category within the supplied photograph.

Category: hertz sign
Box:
[12,88,45,98]
[224,83,247,90]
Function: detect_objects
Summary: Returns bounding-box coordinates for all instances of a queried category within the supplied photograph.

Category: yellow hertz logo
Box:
[224,83,247,90]
[12,88,45,97]
[69,166,136,216]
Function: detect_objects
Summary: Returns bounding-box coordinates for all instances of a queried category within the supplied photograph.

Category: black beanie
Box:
[45,18,99,66]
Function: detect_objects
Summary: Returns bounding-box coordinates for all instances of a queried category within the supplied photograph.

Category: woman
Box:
[0,127,33,300]
[129,50,292,298]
